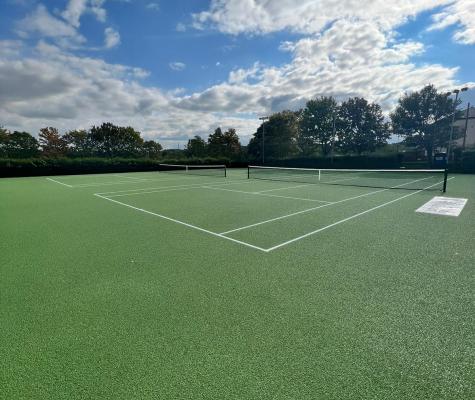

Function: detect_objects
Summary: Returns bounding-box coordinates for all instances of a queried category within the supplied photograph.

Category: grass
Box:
[0,169,473,399]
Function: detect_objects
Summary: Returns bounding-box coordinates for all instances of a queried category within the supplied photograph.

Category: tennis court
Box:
[1,167,473,399]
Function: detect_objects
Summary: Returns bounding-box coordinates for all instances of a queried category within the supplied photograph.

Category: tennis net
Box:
[159,163,227,177]
[248,166,448,192]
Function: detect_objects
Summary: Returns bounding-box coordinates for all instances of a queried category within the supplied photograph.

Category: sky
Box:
[0,0,474,148]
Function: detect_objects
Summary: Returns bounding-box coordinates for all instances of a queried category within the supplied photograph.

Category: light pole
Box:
[446,87,468,164]
[259,116,269,165]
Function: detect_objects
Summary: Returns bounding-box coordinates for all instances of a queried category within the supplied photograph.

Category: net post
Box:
[247,166,250,179]
[224,165,227,178]
[443,169,448,193]
[318,169,321,181]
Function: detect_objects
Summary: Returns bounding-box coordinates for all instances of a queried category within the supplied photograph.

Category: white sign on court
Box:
[416,196,468,217]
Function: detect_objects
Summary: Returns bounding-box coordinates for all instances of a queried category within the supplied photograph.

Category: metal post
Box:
[262,122,265,165]
[330,111,336,165]
[447,90,459,165]
[463,102,470,149]
[447,87,469,165]
[259,116,269,165]
[443,169,448,193]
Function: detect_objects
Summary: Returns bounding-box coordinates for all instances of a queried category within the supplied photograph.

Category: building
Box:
[455,106,475,149]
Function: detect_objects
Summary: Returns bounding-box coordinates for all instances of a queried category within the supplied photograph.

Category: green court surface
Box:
[0,169,473,399]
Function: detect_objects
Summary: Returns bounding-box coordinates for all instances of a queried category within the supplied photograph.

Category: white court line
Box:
[46,178,73,188]
[257,183,315,193]
[75,180,151,187]
[112,174,148,181]
[74,175,191,187]
[265,177,454,252]
[202,186,332,203]
[71,173,209,188]
[106,185,213,197]
[219,176,436,235]
[323,175,361,184]
[94,194,267,252]
[97,180,224,194]
[96,179,253,196]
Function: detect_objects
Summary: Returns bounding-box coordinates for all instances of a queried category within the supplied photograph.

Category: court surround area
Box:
[1,167,473,399]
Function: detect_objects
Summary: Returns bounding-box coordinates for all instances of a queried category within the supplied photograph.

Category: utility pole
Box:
[259,116,269,165]
[463,102,470,150]
[446,87,468,164]
[330,110,336,165]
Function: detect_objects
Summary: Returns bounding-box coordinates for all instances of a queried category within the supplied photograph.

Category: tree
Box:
[337,97,390,154]
[63,129,92,157]
[142,140,162,159]
[39,127,67,157]
[186,136,208,158]
[248,111,300,160]
[299,97,338,155]
[391,85,462,159]
[5,131,39,158]
[0,127,9,157]
[222,128,241,158]
[89,123,144,157]
[207,127,225,157]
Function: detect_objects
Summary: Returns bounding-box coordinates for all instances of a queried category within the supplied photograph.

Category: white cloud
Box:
[146,2,160,11]
[176,19,469,115]
[61,0,88,28]
[104,27,120,48]
[176,22,186,32]
[2,1,474,147]
[0,40,24,58]
[192,0,452,35]
[0,40,259,146]
[169,62,186,71]
[61,0,106,27]
[16,4,86,45]
[429,0,475,44]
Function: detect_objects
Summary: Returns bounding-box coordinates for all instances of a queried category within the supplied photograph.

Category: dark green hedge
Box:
[1,152,473,178]
[0,157,234,177]
[459,150,475,173]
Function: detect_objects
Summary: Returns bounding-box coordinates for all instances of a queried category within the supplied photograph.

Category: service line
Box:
[94,194,267,252]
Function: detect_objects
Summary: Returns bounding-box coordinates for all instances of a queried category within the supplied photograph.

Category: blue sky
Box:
[0,0,474,147]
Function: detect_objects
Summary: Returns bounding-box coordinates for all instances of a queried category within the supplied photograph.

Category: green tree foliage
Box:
[4,131,40,158]
[207,127,225,157]
[390,84,461,158]
[0,127,9,157]
[222,128,241,157]
[89,123,144,157]
[208,127,241,158]
[337,97,390,154]
[142,140,162,159]
[63,129,92,157]
[299,97,338,155]
[248,111,300,160]
[39,127,67,157]
[186,135,208,157]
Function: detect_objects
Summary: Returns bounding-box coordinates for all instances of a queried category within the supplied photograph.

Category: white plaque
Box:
[416,196,468,217]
